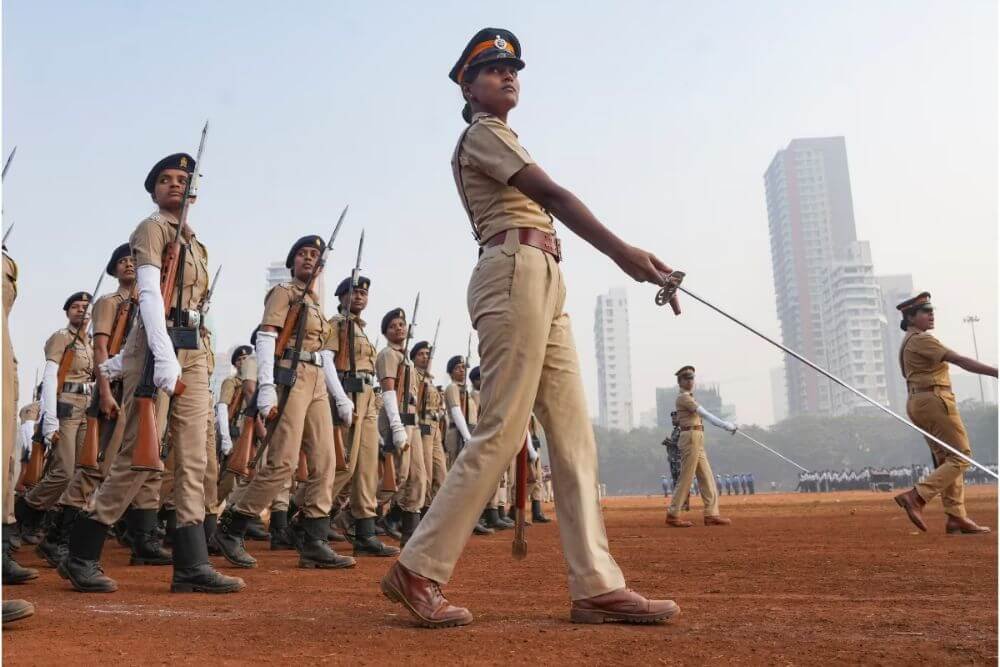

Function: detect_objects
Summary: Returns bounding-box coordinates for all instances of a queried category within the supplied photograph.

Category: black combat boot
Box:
[531,500,552,523]
[399,511,421,548]
[484,508,510,531]
[127,509,172,566]
[2,523,38,584]
[353,517,400,557]
[14,497,45,546]
[496,505,515,529]
[159,507,177,547]
[376,504,403,541]
[171,524,245,594]
[294,516,356,569]
[473,511,494,535]
[245,516,269,541]
[269,510,295,551]
[204,514,220,555]
[210,511,257,568]
[36,505,79,567]
[58,517,117,593]
[111,515,131,548]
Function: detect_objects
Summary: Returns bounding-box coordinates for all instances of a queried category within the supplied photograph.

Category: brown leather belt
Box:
[909,385,951,395]
[482,228,562,262]
[681,425,704,432]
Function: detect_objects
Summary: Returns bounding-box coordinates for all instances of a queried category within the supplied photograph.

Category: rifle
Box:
[331,231,365,473]
[132,121,208,472]
[225,208,348,480]
[80,285,138,470]
[23,270,104,484]
[512,431,529,560]
[457,331,472,455]
[417,318,441,429]
[381,292,419,493]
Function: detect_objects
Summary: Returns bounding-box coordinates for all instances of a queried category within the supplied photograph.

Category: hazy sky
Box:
[3,1,996,426]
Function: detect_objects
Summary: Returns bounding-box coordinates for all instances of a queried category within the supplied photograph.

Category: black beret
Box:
[449,28,524,85]
[446,355,465,375]
[106,243,131,277]
[381,308,405,335]
[469,366,481,383]
[231,345,252,365]
[410,341,430,361]
[285,235,326,269]
[63,291,92,311]
[335,275,371,297]
[675,365,695,378]
[144,153,195,194]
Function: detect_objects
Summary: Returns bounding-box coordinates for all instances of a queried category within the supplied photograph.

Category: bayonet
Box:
[199,265,223,316]
[2,146,16,181]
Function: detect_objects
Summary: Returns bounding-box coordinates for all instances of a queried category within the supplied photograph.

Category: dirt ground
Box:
[3,487,996,665]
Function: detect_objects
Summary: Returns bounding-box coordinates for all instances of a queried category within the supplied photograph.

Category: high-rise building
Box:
[594,288,633,431]
[877,274,914,413]
[267,261,324,311]
[765,137,884,416]
[770,366,788,423]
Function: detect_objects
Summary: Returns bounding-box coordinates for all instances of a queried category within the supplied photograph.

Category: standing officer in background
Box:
[665,366,734,528]
[61,152,244,594]
[2,240,35,624]
[443,355,474,467]
[381,28,679,627]
[16,291,94,548]
[892,292,997,534]
[412,341,447,511]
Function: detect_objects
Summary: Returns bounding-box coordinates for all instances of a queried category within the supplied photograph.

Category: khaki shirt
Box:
[675,391,702,429]
[19,401,39,423]
[452,112,553,243]
[376,344,417,414]
[415,368,443,424]
[91,286,134,355]
[445,382,478,423]
[130,211,209,314]
[3,252,16,317]
[900,328,953,390]
[326,313,376,373]
[261,279,332,355]
[219,376,241,407]
[44,326,94,384]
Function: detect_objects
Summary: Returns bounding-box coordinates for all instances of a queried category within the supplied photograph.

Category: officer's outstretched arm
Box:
[944,350,998,377]
[696,405,736,434]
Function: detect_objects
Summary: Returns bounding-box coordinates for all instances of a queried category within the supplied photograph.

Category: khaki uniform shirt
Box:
[452,112,553,243]
[444,382,478,423]
[326,313,376,373]
[415,368,443,424]
[130,211,209,317]
[261,279,332,356]
[91,285,134,354]
[376,344,417,415]
[900,328,953,390]
[44,326,94,385]
[19,402,39,423]
[675,391,702,429]
[219,376,242,408]
[3,253,16,318]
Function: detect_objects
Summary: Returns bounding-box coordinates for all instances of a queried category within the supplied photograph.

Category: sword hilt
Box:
[655,271,685,315]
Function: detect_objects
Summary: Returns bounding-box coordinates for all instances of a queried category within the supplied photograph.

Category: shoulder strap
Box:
[453,118,482,242]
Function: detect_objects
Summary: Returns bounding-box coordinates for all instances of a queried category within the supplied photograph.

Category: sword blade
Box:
[736,430,808,472]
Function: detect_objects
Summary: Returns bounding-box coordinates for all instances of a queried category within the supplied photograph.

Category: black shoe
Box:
[473,519,494,535]
[159,507,177,547]
[399,511,421,548]
[35,506,78,568]
[204,514,220,555]
[245,517,270,541]
[58,517,117,593]
[294,517,356,569]
[211,511,257,568]
[376,505,403,541]
[353,517,400,557]
[127,509,172,566]
[14,498,45,546]
[2,523,38,584]
[111,516,131,548]
[171,524,245,594]
[531,500,552,524]
[484,508,510,531]
[269,510,296,551]
[496,506,515,529]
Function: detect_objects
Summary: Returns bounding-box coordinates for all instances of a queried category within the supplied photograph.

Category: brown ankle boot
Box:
[571,588,680,624]
[665,514,693,528]
[380,562,473,629]
[704,515,732,526]
[945,515,991,535]
[894,488,927,532]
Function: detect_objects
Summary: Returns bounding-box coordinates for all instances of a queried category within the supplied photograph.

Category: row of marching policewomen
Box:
[0,150,554,616]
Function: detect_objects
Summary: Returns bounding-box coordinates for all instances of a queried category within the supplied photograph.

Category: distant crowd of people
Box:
[795,464,999,493]
[661,473,755,498]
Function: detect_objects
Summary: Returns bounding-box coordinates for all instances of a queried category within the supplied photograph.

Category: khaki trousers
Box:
[327,386,379,520]
[203,403,221,514]
[444,427,463,468]
[91,330,207,527]
[400,238,625,600]
[910,392,971,518]
[529,456,544,502]
[2,314,16,520]
[421,423,446,507]
[234,362,334,520]
[379,425,425,513]
[25,393,87,511]
[667,430,720,517]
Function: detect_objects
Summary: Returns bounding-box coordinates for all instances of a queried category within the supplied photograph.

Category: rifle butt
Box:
[21,441,45,488]
[130,397,165,472]
[76,415,101,471]
[333,426,348,472]
[225,418,255,479]
[380,452,397,493]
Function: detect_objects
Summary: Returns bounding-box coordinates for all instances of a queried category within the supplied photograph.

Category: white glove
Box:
[527,440,539,462]
[41,360,59,439]
[697,405,733,433]
[726,422,737,435]
[320,350,354,424]
[382,390,408,450]
[215,403,233,455]
[449,405,473,442]
[18,421,34,459]
[137,265,181,394]
[255,330,278,416]
[100,353,125,381]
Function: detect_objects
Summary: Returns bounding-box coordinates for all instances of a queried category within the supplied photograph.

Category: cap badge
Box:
[180,156,188,168]
[494,35,507,50]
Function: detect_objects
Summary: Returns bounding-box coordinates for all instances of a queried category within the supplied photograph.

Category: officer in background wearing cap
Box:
[382,28,679,628]
[63,152,244,595]
[213,235,356,571]
[892,292,997,534]
[443,356,475,468]
[15,291,94,553]
[375,307,426,547]
[323,275,399,557]
[411,340,446,515]
[666,366,734,528]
